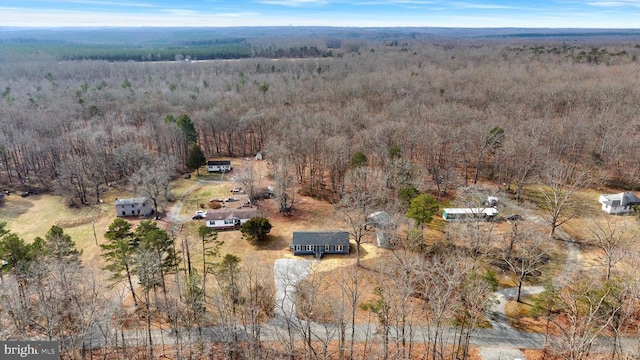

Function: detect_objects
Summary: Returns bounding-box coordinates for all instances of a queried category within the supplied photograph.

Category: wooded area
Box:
[3,30,640,359]
[2,36,640,200]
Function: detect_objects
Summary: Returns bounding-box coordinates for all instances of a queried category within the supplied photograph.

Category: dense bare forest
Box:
[3,30,640,359]
[3,36,640,199]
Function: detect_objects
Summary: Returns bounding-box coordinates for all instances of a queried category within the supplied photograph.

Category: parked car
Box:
[192,210,207,220]
[20,191,29,197]
[225,197,239,202]
[230,187,242,193]
[506,214,523,221]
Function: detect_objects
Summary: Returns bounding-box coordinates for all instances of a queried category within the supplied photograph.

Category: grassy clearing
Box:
[1,194,100,242]
[505,297,550,333]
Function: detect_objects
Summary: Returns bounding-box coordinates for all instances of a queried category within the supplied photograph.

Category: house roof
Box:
[368,211,391,226]
[292,231,350,246]
[115,197,148,205]
[600,192,640,206]
[207,160,231,165]
[443,208,498,216]
[205,208,258,221]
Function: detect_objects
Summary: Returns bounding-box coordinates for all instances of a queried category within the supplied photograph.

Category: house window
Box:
[335,245,344,252]
[325,245,330,251]
[306,245,314,251]
[295,245,301,251]
[224,219,235,225]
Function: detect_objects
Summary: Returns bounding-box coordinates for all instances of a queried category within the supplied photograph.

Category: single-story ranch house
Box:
[290,231,350,259]
[599,192,640,215]
[207,160,232,173]
[115,197,153,217]
[442,207,498,222]
[205,208,258,230]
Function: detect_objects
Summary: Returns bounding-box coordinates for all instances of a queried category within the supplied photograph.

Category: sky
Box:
[1,0,640,28]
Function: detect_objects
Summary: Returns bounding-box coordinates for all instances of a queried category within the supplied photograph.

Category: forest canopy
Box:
[2,28,640,203]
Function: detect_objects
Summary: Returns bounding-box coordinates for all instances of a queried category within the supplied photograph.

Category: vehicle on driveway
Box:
[193,210,207,220]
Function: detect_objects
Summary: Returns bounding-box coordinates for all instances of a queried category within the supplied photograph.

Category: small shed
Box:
[368,211,393,249]
[255,151,264,160]
[115,197,153,217]
[290,231,350,259]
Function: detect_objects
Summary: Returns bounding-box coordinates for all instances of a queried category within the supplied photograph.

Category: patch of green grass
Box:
[505,298,535,318]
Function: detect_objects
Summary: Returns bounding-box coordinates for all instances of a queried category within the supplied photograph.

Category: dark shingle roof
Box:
[601,192,640,206]
[207,160,231,165]
[292,231,350,246]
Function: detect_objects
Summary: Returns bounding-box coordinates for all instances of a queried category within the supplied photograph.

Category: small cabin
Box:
[207,160,232,173]
[290,231,350,259]
[442,208,498,222]
[115,197,153,217]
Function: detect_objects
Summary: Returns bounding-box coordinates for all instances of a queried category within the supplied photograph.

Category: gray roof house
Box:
[205,208,259,230]
[599,192,640,215]
[290,231,350,259]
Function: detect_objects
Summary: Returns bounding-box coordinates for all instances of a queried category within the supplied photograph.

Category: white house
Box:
[442,208,498,221]
[207,160,232,173]
[205,208,259,230]
[115,197,153,217]
[599,192,640,215]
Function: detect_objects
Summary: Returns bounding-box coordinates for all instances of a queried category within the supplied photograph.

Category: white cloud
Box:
[587,0,640,7]
[450,2,515,9]
[255,0,329,6]
[36,0,155,8]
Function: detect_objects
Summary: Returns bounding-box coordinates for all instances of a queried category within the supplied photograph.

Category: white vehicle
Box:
[193,210,207,220]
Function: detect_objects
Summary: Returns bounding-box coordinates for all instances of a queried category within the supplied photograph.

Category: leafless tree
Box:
[271,155,296,215]
[235,160,259,202]
[130,154,178,218]
[536,161,590,238]
[337,167,385,267]
[586,216,637,281]
[546,272,617,360]
[501,226,549,302]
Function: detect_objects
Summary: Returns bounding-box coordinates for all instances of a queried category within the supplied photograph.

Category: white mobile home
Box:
[442,208,498,222]
[207,160,232,173]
